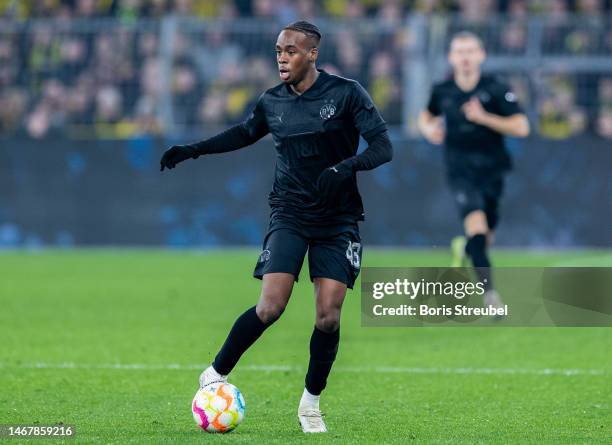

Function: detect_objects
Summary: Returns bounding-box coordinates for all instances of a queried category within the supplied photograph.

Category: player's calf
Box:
[201,274,294,387]
[198,303,279,390]
[465,233,492,285]
[297,326,339,433]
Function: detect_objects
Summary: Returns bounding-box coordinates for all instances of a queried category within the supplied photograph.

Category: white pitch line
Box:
[0,363,607,377]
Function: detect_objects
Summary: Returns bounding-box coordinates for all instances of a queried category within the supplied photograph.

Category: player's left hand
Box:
[462,97,490,125]
[316,163,353,206]
[160,144,198,171]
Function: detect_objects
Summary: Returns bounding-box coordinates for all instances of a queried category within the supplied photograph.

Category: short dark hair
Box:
[283,21,321,47]
[450,31,484,49]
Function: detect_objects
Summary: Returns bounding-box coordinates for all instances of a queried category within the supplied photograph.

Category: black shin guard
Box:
[305,326,340,396]
[213,306,272,375]
[465,234,493,290]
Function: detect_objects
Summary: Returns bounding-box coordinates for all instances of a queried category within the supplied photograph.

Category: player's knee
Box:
[464,210,489,236]
[256,299,286,324]
[315,311,340,333]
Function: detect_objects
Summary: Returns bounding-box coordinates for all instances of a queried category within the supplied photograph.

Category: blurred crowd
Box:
[2,0,612,20]
[0,0,611,139]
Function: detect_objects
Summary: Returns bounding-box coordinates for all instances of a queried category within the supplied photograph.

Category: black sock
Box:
[213,306,272,375]
[465,234,493,290]
[305,326,340,396]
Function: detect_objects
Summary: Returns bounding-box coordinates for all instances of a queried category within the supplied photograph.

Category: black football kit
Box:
[160,68,392,404]
[164,69,392,288]
[426,75,523,229]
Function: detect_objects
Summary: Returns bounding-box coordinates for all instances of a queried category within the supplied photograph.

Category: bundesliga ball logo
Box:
[192,383,246,433]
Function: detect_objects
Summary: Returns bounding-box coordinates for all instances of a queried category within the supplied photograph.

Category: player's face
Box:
[275,30,317,84]
[448,37,485,75]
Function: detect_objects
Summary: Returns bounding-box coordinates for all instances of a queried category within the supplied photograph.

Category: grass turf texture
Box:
[1,249,611,444]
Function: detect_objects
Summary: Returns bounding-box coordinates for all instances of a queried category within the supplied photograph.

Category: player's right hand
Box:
[424,122,445,145]
[160,144,199,171]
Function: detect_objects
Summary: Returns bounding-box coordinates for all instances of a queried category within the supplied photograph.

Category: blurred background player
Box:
[160,21,392,433]
[418,31,530,310]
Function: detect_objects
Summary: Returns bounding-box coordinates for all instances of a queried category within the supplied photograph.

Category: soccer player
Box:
[417,31,529,309]
[160,21,392,433]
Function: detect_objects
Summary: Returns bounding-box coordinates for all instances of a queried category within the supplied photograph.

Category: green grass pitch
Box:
[1,249,611,444]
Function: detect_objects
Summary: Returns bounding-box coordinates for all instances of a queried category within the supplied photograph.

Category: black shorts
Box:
[253,216,362,289]
[447,172,505,230]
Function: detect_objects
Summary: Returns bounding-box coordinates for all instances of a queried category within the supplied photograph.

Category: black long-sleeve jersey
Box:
[194,69,391,225]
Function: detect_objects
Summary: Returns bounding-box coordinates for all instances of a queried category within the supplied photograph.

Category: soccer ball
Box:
[192,382,246,433]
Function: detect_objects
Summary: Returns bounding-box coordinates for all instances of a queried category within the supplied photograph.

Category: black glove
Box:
[160,144,199,171]
[316,162,354,206]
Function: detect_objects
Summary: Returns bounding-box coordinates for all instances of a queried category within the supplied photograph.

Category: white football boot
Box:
[198,365,228,389]
[484,289,505,320]
[298,389,327,433]
[298,408,327,433]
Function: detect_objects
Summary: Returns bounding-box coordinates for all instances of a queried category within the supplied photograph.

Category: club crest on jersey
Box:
[505,91,517,102]
[319,103,336,120]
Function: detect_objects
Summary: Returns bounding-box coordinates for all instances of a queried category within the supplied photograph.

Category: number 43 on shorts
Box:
[345,241,361,268]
